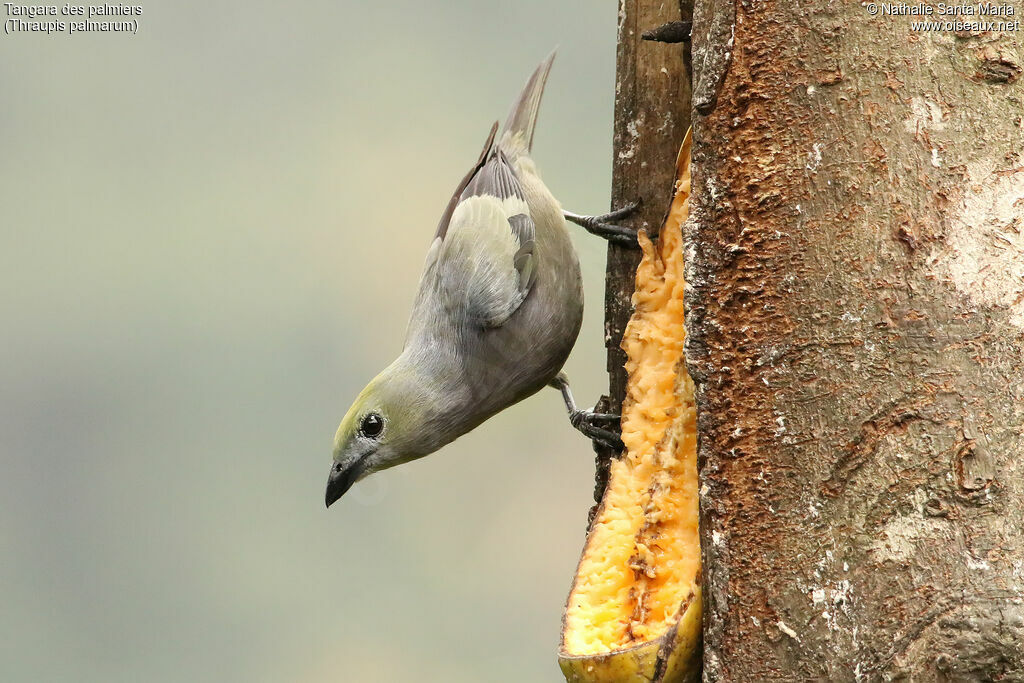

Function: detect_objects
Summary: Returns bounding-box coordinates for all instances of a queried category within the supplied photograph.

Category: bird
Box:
[325,52,637,507]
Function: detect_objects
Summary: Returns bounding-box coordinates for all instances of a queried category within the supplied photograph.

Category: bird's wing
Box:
[439,149,536,328]
[406,148,536,343]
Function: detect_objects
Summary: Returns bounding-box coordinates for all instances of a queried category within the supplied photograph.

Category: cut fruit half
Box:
[560,129,700,683]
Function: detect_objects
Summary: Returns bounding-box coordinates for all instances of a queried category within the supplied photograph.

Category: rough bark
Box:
[683,1,1024,681]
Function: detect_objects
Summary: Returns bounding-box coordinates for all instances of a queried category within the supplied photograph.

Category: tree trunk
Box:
[603,0,1024,680]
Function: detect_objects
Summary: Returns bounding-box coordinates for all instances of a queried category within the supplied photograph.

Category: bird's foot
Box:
[569,409,624,453]
[550,373,624,453]
[563,200,642,247]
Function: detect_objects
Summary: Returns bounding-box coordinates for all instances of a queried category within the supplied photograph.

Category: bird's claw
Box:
[599,201,641,222]
[563,200,643,247]
[570,409,624,454]
[550,373,625,453]
[569,410,620,429]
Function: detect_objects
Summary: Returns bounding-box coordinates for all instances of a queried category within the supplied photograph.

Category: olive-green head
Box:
[325,365,424,508]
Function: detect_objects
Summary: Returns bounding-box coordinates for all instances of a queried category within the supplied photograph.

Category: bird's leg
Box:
[563,201,642,247]
[549,373,624,453]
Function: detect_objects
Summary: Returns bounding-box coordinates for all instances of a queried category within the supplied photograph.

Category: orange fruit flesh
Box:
[562,135,699,657]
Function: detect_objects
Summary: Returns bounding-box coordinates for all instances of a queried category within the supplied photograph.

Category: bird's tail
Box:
[499,50,556,157]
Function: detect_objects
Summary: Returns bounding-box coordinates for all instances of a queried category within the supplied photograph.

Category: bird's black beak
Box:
[325,460,361,508]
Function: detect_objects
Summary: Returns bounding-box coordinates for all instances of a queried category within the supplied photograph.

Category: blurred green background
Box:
[0,1,617,681]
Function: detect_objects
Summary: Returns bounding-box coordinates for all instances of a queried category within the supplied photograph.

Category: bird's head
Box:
[325,367,424,508]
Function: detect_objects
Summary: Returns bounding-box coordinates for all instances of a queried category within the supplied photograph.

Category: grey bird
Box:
[326,53,635,507]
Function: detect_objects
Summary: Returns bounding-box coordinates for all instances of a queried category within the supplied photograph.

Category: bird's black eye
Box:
[359,412,384,439]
